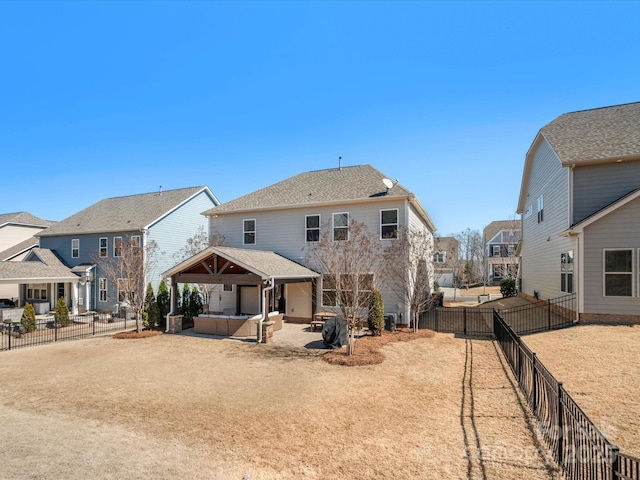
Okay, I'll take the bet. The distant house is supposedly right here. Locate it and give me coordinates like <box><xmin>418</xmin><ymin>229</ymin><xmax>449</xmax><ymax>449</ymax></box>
<box><xmin>0</xmin><ymin>212</ymin><xmax>54</xmax><ymax>300</ymax></box>
<box><xmin>483</xmin><ymin>220</ymin><xmax>520</xmax><ymax>285</ymax></box>
<box><xmin>164</xmin><ymin>165</ymin><xmax>437</xmax><ymax>327</ymax></box>
<box><xmin>0</xmin><ymin>187</ymin><xmax>219</xmax><ymax>314</ymax></box>
<box><xmin>517</xmin><ymin>102</ymin><xmax>640</xmax><ymax>323</ymax></box>
<box><xmin>433</xmin><ymin>236</ymin><xmax>459</xmax><ymax>287</ymax></box>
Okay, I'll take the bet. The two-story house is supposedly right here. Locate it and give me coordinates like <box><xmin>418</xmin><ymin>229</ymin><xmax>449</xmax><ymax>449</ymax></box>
<box><xmin>483</xmin><ymin>220</ymin><xmax>520</xmax><ymax>285</ymax></box>
<box><xmin>0</xmin><ymin>212</ymin><xmax>54</xmax><ymax>300</ymax></box>
<box><xmin>163</xmin><ymin>164</ymin><xmax>437</xmax><ymax>327</ymax></box>
<box><xmin>517</xmin><ymin>102</ymin><xmax>640</xmax><ymax>323</ymax></box>
<box><xmin>433</xmin><ymin>236</ymin><xmax>459</xmax><ymax>287</ymax></box>
<box><xmin>0</xmin><ymin>186</ymin><xmax>219</xmax><ymax>314</ymax></box>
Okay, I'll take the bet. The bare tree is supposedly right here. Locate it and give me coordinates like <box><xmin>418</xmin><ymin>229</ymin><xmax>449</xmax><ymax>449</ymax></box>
<box><xmin>456</xmin><ymin>227</ymin><xmax>483</xmax><ymax>285</ymax></box>
<box><xmin>382</xmin><ymin>225</ymin><xmax>434</xmax><ymax>333</ymax></box>
<box><xmin>95</xmin><ymin>234</ymin><xmax>159</xmax><ymax>333</ymax></box>
<box><xmin>305</xmin><ymin>219</ymin><xmax>381</xmax><ymax>355</ymax></box>
<box><xmin>173</xmin><ymin>225</ymin><xmax>225</xmax><ymax>313</ymax></box>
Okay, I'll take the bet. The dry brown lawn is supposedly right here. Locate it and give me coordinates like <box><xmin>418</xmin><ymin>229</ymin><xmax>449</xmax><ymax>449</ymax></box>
<box><xmin>0</xmin><ymin>331</ymin><xmax>561</xmax><ymax>479</ymax></box>
<box><xmin>524</xmin><ymin>324</ymin><xmax>640</xmax><ymax>457</ymax></box>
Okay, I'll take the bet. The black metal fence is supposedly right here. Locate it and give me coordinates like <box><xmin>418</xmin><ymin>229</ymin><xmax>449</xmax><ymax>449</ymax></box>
<box><xmin>494</xmin><ymin>310</ymin><xmax>640</xmax><ymax>480</ymax></box>
<box><xmin>1</xmin><ymin>312</ymin><xmax>135</xmax><ymax>351</ymax></box>
<box><xmin>419</xmin><ymin>293</ymin><xmax>576</xmax><ymax>337</ymax></box>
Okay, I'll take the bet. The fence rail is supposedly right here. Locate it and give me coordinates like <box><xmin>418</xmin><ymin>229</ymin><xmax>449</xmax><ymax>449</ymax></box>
<box><xmin>419</xmin><ymin>293</ymin><xmax>576</xmax><ymax>337</ymax></box>
<box><xmin>1</xmin><ymin>312</ymin><xmax>134</xmax><ymax>351</ymax></box>
<box><xmin>493</xmin><ymin>310</ymin><xmax>640</xmax><ymax>480</ymax></box>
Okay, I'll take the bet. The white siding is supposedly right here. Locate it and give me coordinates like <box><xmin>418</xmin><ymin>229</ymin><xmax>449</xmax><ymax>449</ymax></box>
<box><xmin>582</xmin><ymin>198</ymin><xmax>640</xmax><ymax>315</ymax></box>
<box><xmin>286</xmin><ymin>282</ymin><xmax>312</xmax><ymax>319</ymax></box>
<box><xmin>520</xmin><ymin>139</ymin><xmax>573</xmax><ymax>299</ymax></box>
<box><xmin>210</xmin><ymin>197</ymin><xmax>433</xmax><ymax>323</ymax></box>
<box><xmin>0</xmin><ymin>225</ymin><xmax>44</xmax><ymax>251</ymax></box>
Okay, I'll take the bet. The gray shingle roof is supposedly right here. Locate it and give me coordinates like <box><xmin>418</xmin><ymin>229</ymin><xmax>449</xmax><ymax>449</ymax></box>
<box><xmin>214</xmin><ymin>246</ymin><xmax>319</xmax><ymax>279</ymax></box>
<box><xmin>0</xmin><ymin>236</ymin><xmax>39</xmax><ymax>261</ymax></box>
<box><xmin>0</xmin><ymin>212</ymin><xmax>54</xmax><ymax>227</ymax></box>
<box><xmin>203</xmin><ymin>164</ymin><xmax>412</xmax><ymax>215</ymax></box>
<box><xmin>483</xmin><ymin>220</ymin><xmax>519</xmax><ymax>242</ymax></box>
<box><xmin>541</xmin><ymin>102</ymin><xmax>640</xmax><ymax>165</ymax></box>
<box><xmin>38</xmin><ymin>186</ymin><xmax>209</xmax><ymax>237</ymax></box>
<box><xmin>0</xmin><ymin>248</ymin><xmax>77</xmax><ymax>282</ymax></box>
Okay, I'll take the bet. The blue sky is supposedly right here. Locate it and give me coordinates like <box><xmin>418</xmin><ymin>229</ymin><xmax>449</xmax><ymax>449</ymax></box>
<box><xmin>1</xmin><ymin>1</ymin><xmax>638</xmax><ymax>236</ymax></box>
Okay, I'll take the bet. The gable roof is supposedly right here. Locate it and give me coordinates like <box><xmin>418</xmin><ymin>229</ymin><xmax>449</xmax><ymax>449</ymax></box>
<box><xmin>0</xmin><ymin>212</ymin><xmax>54</xmax><ymax>228</ymax></box>
<box><xmin>540</xmin><ymin>102</ymin><xmax>640</xmax><ymax>166</ymax></box>
<box><xmin>483</xmin><ymin>220</ymin><xmax>519</xmax><ymax>243</ymax></box>
<box><xmin>0</xmin><ymin>236</ymin><xmax>39</xmax><ymax>261</ymax></box>
<box><xmin>162</xmin><ymin>245</ymin><xmax>320</xmax><ymax>283</ymax></box>
<box><xmin>203</xmin><ymin>164</ymin><xmax>436</xmax><ymax>231</ymax></box>
<box><xmin>0</xmin><ymin>248</ymin><xmax>78</xmax><ymax>284</ymax></box>
<box><xmin>38</xmin><ymin>186</ymin><xmax>218</xmax><ymax>237</ymax></box>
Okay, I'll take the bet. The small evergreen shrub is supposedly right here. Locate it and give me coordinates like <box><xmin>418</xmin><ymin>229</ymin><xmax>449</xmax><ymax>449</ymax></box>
<box><xmin>55</xmin><ymin>297</ymin><xmax>70</xmax><ymax>327</ymax></box>
<box><xmin>367</xmin><ymin>288</ymin><xmax>384</xmax><ymax>336</ymax></box>
<box><xmin>21</xmin><ymin>303</ymin><xmax>37</xmax><ymax>333</ymax></box>
<box><xmin>500</xmin><ymin>278</ymin><xmax>517</xmax><ymax>297</ymax></box>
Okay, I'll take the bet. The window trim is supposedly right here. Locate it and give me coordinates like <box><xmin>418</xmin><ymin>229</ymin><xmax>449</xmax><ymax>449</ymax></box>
<box><xmin>380</xmin><ymin>208</ymin><xmax>399</xmax><ymax>240</ymax></box>
<box><xmin>305</xmin><ymin>214</ymin><xmax>320</xmax><ymax>243</ymax></box>
<box><xmin>492</xmin><ymin>245</ymin><xmax>500</xmax><ymax>257</ymax></box>
<box><xmin>243</xmin><ymin>219</ymin><xmax>256</xmax><ymax>245</ymax></box>
<box><xmin>71</xmin><ymin>238</ymin><xmax>79</xmax><ymax>259</ymax></box>
<box><xmin>434</xmin><ymin>251</ymin><xmax>446</xmax><ymax>264</ymax></box>
<box><xmin>131</xmin><ymin>235</ymin><xmax>141</xmax><ymax>256</ymax></box>
<box><xmin>99</xmin><ymin>237</ymin><xmax>108</xmax><ymax>257</ymax></box>
<box><xmin>99</xmin><ymin>278</ymin><xmax>107</xmax><ymax>302</ymax></box>
<box><xmin>332</xmin><ymin>212</ymin><xmax>349</xmax><ymax>241</ymax></box>
<box><xmin>603</xmin><ymin>248</ymin><xmax>633</xmax><ymax>297</ymax></box>
<box><xmin>114</xmin><ymin>236</ymin><xmax>123</xmax><ymax>257</ymax></box>
<box><xmin>537</xmin><ymin>195</ymin><xmax>544</xmax><ymax>223</ymax></box>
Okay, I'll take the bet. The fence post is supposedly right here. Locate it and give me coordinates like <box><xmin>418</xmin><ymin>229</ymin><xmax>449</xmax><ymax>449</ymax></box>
<box><xmin>8</xmin><ymin>326</ymin><xmax>11</xmax><ymax>350</ymax></box>
<box><xmin>532</xmin><ymin>353</ymin><xmax>538</xmax><ymax>415</ymax></box>
<box><xmin>463</xmin><ymin>308</ymin><xmax>467</xmax><ymax>336</ymax></box>
<box><xmin>557</xmin><ymin>381</ymin><xmax>563</xmax><ymax>466</ymax></box>
<box><xmin>548</xmin><ymin>299</ymin><xmax>551</xmax><ymax>330</ymax></box>
<box><xmin>54</xmin><ymin>320</ymin><xmax>58</xmax><ymax>342</ymax></box>
<box><xmin>610</xmin><ymin>445</ymin><xmax>620</xmax><ymax>480</ymax></box>
<box><xmin>435</xmin><ymin>308</ymin><xmax>439</xmax><ymax>332</ymax></box>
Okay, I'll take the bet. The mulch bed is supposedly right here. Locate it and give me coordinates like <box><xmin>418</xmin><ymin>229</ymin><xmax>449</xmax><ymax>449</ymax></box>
<box><xmin>113</xmin><ymin>330</ymin><xmax>163</xmax><ymax>339</ymax></box>
<box><xmin>323</xmin><ymin>328</ymin><xmax>436</xmax><ymax>366</ymax></box>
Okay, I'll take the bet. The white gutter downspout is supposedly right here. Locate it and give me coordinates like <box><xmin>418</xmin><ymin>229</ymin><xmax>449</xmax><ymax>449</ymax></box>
<box><xmin>257</xmin><ymin>277</ymin><xmax>275</xmax><ymax>344</ymax></box>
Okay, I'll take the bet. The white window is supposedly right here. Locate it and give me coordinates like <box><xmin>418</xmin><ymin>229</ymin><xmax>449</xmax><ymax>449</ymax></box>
<box><xmin>99</xmin><ymin>238</ymin><xmax>108</xmax><ymax>257</ymax></box>
<box><xmin>333</xmin><ymin>212</ymin><xmax>349</xmax><ymax>241</ymax></box>
<box><xmin>537</xmin><ymin>195</ymin><xmax>544</xmax><ymax>223</ymax></box>
<box><xmin>71</xmin><ymin>239</ymin><xmax>79</xmax><ymax>258</ymax></box>
<box><xmin>99</xmin><ymin>278</ymin><xmax>107</xmax><ymax>302</ymax></box>
<box><xmin>243</xmin><ymin>219</ymin><xmax>256</xmax><ymax>245</ymax></box>
<box><xmin>434</xmin><ymin>251</ymin><xmax>446</xmax><ymax>263</ymax></box>
<box><xmin>117</xmin><ymin>278</ymin><xmax>134</xmax><ymax>303</ymax></box>
<box><xmin>524</xmin><ymin>205</ymin><xmax>533</xmax><ymax>219</ymax></box>
<box><xmin>131</xmin><ymin>235</ymin><xmax>141</xmax><ymax>256</ymax></box>
<box><xmin>561</xmin><ymin>251</ymin><xmax>574</xmax><ymax>293</ymax></box>
<box><xmin>321</xmin><ymin>273</ymin><xmax>373</xmax><ymax>307</ymax></box>
<box><xmin>114</xmin><ymin>237</ymin><xmax>122</xmax><ymax>257</ymax></box>
<box><xmin>306</xmin><ymin>215</ymin><xmax>320</xmax><ymax>242</ymax></box>
<box><xmin>492</xmin><ymin>245</ymin><xmax>501</xmax><ymax>257</ymax></box>
<box><xmin>604</xmin><ymin>249</ymin><xmax>632</xmax><ymax>297</ymax></box>
<box><xmin>380</xmin><ymin>209</ymin><xmax>398</xmax><ymax>239</ymax></box>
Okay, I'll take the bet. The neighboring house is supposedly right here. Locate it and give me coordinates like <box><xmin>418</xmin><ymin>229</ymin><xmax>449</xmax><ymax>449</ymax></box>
<box><xmin>0</xmin><ymin>212</ymin><xmax>54</xmax><ymax>299</ymax></box>
<box><xmin>483</xmin><ymin>220</ymin><xmax>520</xmax><ymax>285</ymax></box>
<box><xmin>0</xmin><ymin>187</ymin><xmax>219</xmax><ymax>314</ymax></box>
<box><xmin>433</xmin><ymin>236</ymin><xmax>459</xmax><ymax>287</ymax></box>
<box><xmin>516</xmin><ymin>101</ymin><xmax>640</xmax><ymax>323</ymax></box>
<box><xmin>164</xmin><ymin>164</ymin><xmax>437</xmax><ymax>326</ymax></box>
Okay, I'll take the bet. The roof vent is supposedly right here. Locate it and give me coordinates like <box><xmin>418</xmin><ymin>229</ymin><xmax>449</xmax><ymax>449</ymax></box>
<box><xmin>159</xmin><ymin>185</ymin><xmax>163</xmax><ymax>195</ymax></box>
<box><xmin>338</xmin><ymin>156</ymin><xmax>342</xmax><ymax>170</ymax></box>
